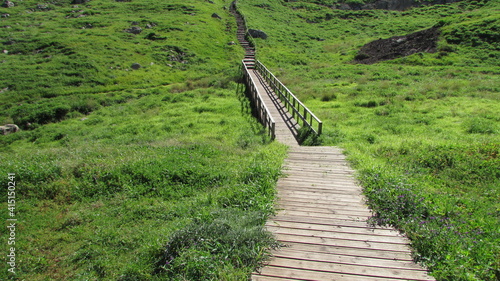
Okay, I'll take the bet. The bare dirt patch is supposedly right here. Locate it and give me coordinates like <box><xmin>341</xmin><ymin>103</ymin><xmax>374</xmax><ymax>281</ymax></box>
<box><xmin>354</xmin><ymin>27</ymin><xmax>440</xmax><ymax>64</ymax></box>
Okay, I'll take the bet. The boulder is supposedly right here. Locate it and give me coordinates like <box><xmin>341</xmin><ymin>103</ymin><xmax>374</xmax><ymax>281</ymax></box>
<box><xmin>71</xmin><ymin>0</ymin><xmax>89</xmax><ymax>4</ymax></box>
<box><xmin>248</xmin><ymin>29</ymin><xmax>268</xmax><ymax>40</ymax></box>
<box><xmin>131</xmin><ymin>63</ymin><xmax>141</xmax><ymax>70</ymax></box>
<box><xmin>2</xmin><ymin>1</ymin><xmax>14</xmax><ymax>7</ymax></box>
<box><xmin>211</xmin><ymin>13</ymin><xmax>222</xmax><ymax>19</ymax></box>
<box><xmin>125</xmin><ymin>26</ymin><xmax>142</xmax><ymax>34</ymax></box>
<box><xmin>0</xmin><ymin>124</ymin><xmax>19</xmax><ymax>135</ymax></box>
<box><xmin>36</xmin><ymin>4</ymin><xmax>51</xmax><ymax>11</ymax></box>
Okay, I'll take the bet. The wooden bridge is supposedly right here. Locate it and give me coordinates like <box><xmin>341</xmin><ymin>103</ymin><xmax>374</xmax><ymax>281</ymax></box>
<box><xmin>231</xmin><ymin>3</ymin><xmax>435</xmax><ymax>280</ymax></box>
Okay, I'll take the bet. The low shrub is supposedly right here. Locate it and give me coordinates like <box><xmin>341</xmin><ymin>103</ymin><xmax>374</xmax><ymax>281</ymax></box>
<box><xmin>154</xmin><ymin>209</ymin><xmax>279</xmax><ymax>280</ymax></box>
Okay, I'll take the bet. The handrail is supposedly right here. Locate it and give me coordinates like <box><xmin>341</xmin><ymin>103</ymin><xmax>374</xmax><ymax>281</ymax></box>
<box><xmin>255</xmin><ymin>60</ymin><xmax>322</xmax><ymax>135</ymax></box>
<box><xmin>241</xmin><ymin>61</ymin><xmax>276</xmax><ymax>140</ymax></box>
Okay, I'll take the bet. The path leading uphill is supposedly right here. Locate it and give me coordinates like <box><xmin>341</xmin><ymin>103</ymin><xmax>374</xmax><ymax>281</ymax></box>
<box><xmin>231</xmin><ymin>2</ymin><xmax>435</xmax><ymax>280</ymax></box>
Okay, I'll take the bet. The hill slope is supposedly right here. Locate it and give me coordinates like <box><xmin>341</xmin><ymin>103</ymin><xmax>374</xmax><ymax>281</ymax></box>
<box><xmin>0</xmin><ymin>0</ymin><xmax>499</xmax><ymax>280</ymax></box>
<box><xmin>0</xmin><ymin>0</ymin><xmax>288</xmax><ymax>280</ymax></box>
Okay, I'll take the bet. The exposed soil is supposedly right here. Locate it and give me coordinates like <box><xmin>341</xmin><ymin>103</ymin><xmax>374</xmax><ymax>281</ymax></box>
<box><xmin>354</xmin><ymin>26</ymin><xmax>440</xmax><ymax>64</ymax></box>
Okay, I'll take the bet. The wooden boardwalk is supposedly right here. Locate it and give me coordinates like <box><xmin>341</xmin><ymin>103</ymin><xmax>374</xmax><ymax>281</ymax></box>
<box><xmin>231</xmin><ymin>3</ymin><xmax>435</xmax><ymax>280</ymax></box>
<box><xmin>251</xmin><ymin>146</ymin><xmax>436</xmax><ymax>280</ymax></box>
<box><xmin>246</xmin><ymin>58</ymin><xmax>435</xmax><ymax>281</ymax></box>
<box><xmin>249</xmin><ymin>87</ymin><xmax>436</xmax><ymax>280</ymax></box>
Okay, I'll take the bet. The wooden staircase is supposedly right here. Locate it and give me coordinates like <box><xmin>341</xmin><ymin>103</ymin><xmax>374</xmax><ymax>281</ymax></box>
<box><xmin>231</xmin><ymin>1</ymin><xmax>256</xmax><ymax>69</ymax></box>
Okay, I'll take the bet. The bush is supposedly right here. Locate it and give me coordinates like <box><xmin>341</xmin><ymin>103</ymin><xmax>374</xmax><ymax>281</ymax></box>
<box><xmin>11</xmin><ymin>102</ymin><xmax>71</xmax><ymax>128</ymax></box>
<box><xmin>154</xmin><ymin>209</ymin><xmax>278</xmax><ymax>280</ymax></box>
<box><xmin>297</xmin><ymin>127</ymin><xmax>322</xmax><ymax>145</ymax></box>
<box><xmin>464</xmin><ymin>117</ymin><xmax>498</xmax><ymax>134</ymax></box>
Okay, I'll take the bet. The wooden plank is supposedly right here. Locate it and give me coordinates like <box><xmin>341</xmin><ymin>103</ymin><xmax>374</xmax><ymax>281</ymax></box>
<box><xmin>275</xmin><ymin>199</ymin><xmax>370</xmax><ymax>213</ymax></box>
<box><xmin>281</xmin><ymin>168</ymin><xmax>354</xmax><ymax>175</ymax></box>
<box><xmin>272</xmin><ymin>249</ymin><xmax>426</xmax><ymax>271</ymax></box>
<box><xmin>283</xmin><ymin>164</ymin><xmax>351</xmax><ymax>170</ymax></box>
<box><xmin>275</xmin><ymin>197</ymin><xmax>368</xmax><ymax>207</ymax></box>
<box><xmin>278</xmin><ymin>174</ymin><xmax>357</xmax><ymax>182</ymax></box>
<box><xmin>289</xmin><ymin>149</ymin><xmax>345</xmax><ymax>155</ymax></box>
<box><xmin>266</xmin><ymin>226</ymin><xmax>408</xmax><ymax>244</ymax></box>
<box><xmin>278</xmin><ymin>189</ymin><xmax>364</xmax><ymax>199</ymax></box>
<box><xmin>274</xmin><ymin>210</ymin><xmax>369</xmax><ymax>222</ymax></box>
<box><xmin>274</xmin><ymin>204</ymin><xmax>372</xmax><ymax>217</ymax></box>
<box><xmin>254</xmin><ymin>266</ymin><xmax>412</xmax><ymax>281</ymax></box>
<box><xmin>252</xmin><ymin>275</ymin><xmax>304</xmax><ymax>281</ymax></box>
<box><xmin>274</xmin><ymin>233</ymin><xmax>412</xmax><ymax>252</ymax></box>
<box><xmin>279</xmin><ymin>190</ymin><xmax>364</xmax><ymax>203</ymax></box>
<box><xmin>279</xmin><ymin>177</ymin><xmax>358</xmax><ymax>184</ymax></box>
<box><xmin>276</xmin><ymin>185</ymin><xmax>363</xmax><ymax>196</ymax></box>
<box><xmin>264</xmin><ymin>257</ymin><xmax>434</xmax><ymax>280</ymax></box>
<box><xmin>278</xmin><ymin>242</ymin><xmax>414</xmax><ymax>261</ymax></box>
<box><xmin>271</xmin><ymin>215</ymin><xmax>393</xmax><ymax>230</ymax></box>
<box><xmin>282</xmin><ymin>166</ymin><xmax>354</xmax><ymax>173</ymax></box>
<box><xmin>266</xmin><ymin>220</ymin><xmax>398</xmax><ymax>237</ymax></box>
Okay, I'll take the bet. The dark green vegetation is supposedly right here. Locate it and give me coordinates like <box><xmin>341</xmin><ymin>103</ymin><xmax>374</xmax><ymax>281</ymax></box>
<box><xmin>238</xmin><ymin>0</ymin><xmax>499</xmax><ymax>280</ymax></box>
<box><xmin>0</xmin><ymin>0</ymin><xmax>287</xmax><ymax>279</ymax></box>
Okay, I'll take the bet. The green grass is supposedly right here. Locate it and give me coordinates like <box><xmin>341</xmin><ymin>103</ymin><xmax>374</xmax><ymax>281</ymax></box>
<box><xmin>0</xmin><ymin>87</ymin><xmax>288</xmax><ymax>280</ymax></box>
<box><xmin>1</xmin><ymin>0</ymin><xmax>499</xmax><ymax>279</ymax></box>
<box><xmin>238</xmin><ymin>0</ymin><xmax>499</xmax><ymax>280</ymax></box>
<box><xmin>0</xmin><ymin>0</ymin><xmax>288</xmax><ymax>279</ymax></box>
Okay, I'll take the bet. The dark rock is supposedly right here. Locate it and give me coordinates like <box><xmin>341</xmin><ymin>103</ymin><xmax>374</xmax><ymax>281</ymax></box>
<box><xmin>0</xmin><ymin>124</ymin><xmax>19</xmax><ymax>135</ymax></box>
<box><xmin>131</xmin><ymin>63</ymin><xmax>141</xmax><ymax>70</ymax></box>
<box><xmin>2</xmin><ymin>1</ymin><xmax>14</xmax><ymax>7</ymax></box>
<box><xmin>227</xmin><ymin>41</ymin><xmax>236</xmax><ymax>45</ymax></box>
<box><xmin>1</xmin><ymin>13</ymin><xmax>9</xmax><ymax>17</ymax></box>
<box><xmin>125</xmin><ymin>26</ymin><xmax>142</xmax><ymax>34</ymax></box>
<box><xmin>144</xmin><ymin>32</ymin><xmax>166</xmax><ymax>41</ymax></box>
<box><xmin>71</xmin><ymin>0</ymin><xmax>89</xmax><ymax>4</ymax></box>
<box><xmin>354</xmin><ymin>27</ymin><xmax>440</xmax><ymax>64</ymax></box>
<box><xmin>36</xmin><ymin>4</ymin><xmax>51</xmax><ymax>10</ymax></box>
<box><xmin>338</xmin><ymin>0</ymin><xmax>463</xmax><ymax>11</ymax></box>
<box><xmin>211</xmin><ymin>13</ymin><xmax>222</xmax><ymax>19</ymax></box>
<box><xmin>248</xmin><ymin>29</ymin><xmax>268</xmax><ymax>40</ymax></box>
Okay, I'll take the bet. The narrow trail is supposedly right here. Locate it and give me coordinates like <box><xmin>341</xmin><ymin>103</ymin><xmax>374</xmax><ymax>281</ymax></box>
<box><xmin>231</xmin><ymin>3</ymin><xmax>435</xmax><ymax>280</ymax></box>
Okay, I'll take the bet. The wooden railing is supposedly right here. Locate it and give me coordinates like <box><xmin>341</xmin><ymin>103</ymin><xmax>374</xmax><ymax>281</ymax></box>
<box><xmin>255</xmin><ymin>60</ymin><xmax>323</xmax><ymax>135</ymax></box>
<box><xmin>241</xmin><ymin>61</ymin><xmax>276</xmax><ymax>140</ymax></box>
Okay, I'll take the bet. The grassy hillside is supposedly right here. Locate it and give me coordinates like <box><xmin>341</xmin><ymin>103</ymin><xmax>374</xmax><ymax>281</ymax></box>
<box><xmin>238</xmin><ymin>0</ymin><xmax>499</xmax><ymax>280</ymax></box>
<box><xmin>0</xmin><ymin>0</ymin><xmax>288</xmax><ymax>280</ymax></box>
<box><xmin>1</xmin><ymin>0</ymin><xmax>499</xmax><ymax>280</ymax></box>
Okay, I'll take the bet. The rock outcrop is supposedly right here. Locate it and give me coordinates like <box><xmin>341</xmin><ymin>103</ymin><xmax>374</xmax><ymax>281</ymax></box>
<box><xmin>0</xmin><ymin>124</ymin><xmax>19</xmax><ymax>135</ymax></box>
<box><xmin>354</xmin><ymin>26</ymin><xmax>440</xmax><ymax>64</ymax></box>
<box><xmin>326</xmin><ymin>0</ymin><xmax>464</xmax><ymax>11</ymax></box>
<box><xmin>248</xmin><ymin>29</ymin><xmax>268</xmax><ymax>40</ymax></box>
